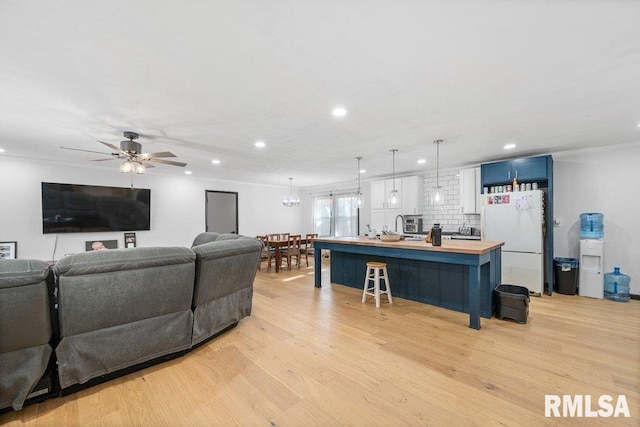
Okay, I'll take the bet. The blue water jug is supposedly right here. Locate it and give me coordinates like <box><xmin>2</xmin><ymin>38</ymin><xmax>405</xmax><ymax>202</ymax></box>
<box><xmin>580</xmin><ymin>212</ymin><xmax>604</xmax><ymax>239</ymax></box>
<box><xmin>603</xmin><ymin>267</ymin><xmax>630</xmax><ymax>302</ymax></box>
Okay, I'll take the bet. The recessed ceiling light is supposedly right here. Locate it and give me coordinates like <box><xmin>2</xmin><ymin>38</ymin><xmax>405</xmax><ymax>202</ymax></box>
<box><xmin>211</xmin><ymin>159</ymin><xmax>221</xmax><ymax>165</ymax></box>
<box><xmin>254</xmin><ymin>141</ymin><xmax>265</xmax><ymax>148</ymax></box>
<box><xmin>417</xmin><ymin>159</ymin><xmax>426</xmax><ymax>164</ymax></box>
<box><xmin>504</xmin><ymin>143</ymin><xmax>516</xmax><ymax>150</ymax></box>
<box><xmin>332</xmin><ymin>107</ymin><xmax>347</xmax><ymax>117</ymax></box>
<box><xmin>185</xmin><ymin>171</ymin><xmax>192</xmax><ymax>175</ymax></box>
<box><xmin>359</xmin><ymin>169</ymin><xmax>366</xmax><ymax>174</ymax></box>
<box><xmin>0</xmin><ymin>148</ymin><xmax>5</xmax><ymax>153</ymax></box>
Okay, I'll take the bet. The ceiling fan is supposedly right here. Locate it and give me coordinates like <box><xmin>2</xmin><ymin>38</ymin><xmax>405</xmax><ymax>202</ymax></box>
<box><xmin>61</xmin><ymin>131</ymin><xmax>187</xmax><ymax>174</ymax></box>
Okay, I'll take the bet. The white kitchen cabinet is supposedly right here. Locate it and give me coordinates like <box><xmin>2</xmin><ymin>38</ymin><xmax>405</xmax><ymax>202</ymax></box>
<box><xmin>370</xmin><ymin>176</ymin><xmax>423</xmax><ymax>232</ymax></box>
<box><xmin>459</xmin><ymin>167</ymin><xmax>481</xmax><ymax>214</ymax></box>
<box><xmin>370</xmin><ymin>208</ymin><xmax>403</xmax><ymax>233</ymax></box>
<box><xmin>401</xmin><ymin>175</ymin><xmax>423</xmax><ymax>214</ymax></box>
<box><xmin>370</xmin><ymin>178</ymin><xmax>402</xmax><ymax>209</ymax></box>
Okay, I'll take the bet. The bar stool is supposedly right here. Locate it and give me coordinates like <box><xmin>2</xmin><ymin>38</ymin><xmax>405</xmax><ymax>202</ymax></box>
<box><xmin>362</xmin><ymin>262</ymin><xmax>393</xmax><ymax>308</ymax></box>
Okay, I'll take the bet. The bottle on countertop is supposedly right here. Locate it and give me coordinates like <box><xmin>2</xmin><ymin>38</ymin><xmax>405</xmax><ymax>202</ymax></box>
<box><xmin>512</xmin><ymin>176</ymin><xmax>518</xmax><ymax>191</ymax></box>
<box><xmin>431</xmin><ymin>223</ymin><xmax>442</xmax><ymax>246</ymax></box>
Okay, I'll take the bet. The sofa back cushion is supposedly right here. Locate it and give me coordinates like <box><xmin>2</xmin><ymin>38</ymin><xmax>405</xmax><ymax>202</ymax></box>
<box><xmin>0</xmin><ymin>259</ymin><xmax>52</xmax><ymax>353</ymax></box>
<box><xmin>54</xmin><ymin>247</ymin><xmax>196</xmax><ymax>337</ymax></box>
<box><xmin>191</xmin><ymin>236</ymin><xmax>262</xmax><ymax>306</ymax></box>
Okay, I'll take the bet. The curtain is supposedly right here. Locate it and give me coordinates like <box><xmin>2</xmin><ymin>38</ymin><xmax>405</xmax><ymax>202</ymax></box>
<box><xmin>313</xmin><ymin>194</ymin><xmax>358</xmax><ymax>237</ymax></box>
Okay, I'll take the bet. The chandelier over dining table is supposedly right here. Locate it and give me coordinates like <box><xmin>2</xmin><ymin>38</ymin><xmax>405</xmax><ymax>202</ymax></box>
<box><xmin>282</xmin><ymin>177</ymin><xmax>300</xmax><ymax>207</ymax></box>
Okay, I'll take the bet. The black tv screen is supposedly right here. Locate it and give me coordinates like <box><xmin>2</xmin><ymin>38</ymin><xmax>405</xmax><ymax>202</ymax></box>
<box><xmin>42</xmin><ymin>182</ymin><xmax>151</xmax><ymax>234</ymax></box>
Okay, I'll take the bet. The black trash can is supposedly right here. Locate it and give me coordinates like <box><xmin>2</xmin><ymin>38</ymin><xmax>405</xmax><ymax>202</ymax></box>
<box><xmin>554</xmin><ymin>257</ymin><xmax>579</xmax><ymax>295</ymax></box>
<box><xmin>494</xmin><ymin>284</ymin><xmax>530</xmax><ymax>324</ymax></box>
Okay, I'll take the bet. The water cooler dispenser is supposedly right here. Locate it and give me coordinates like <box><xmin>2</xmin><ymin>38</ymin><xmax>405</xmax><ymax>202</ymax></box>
<box><xmin>578</xmin><ymin>213</ymin><xmax>604</xmax><ymax>299</ymax></box>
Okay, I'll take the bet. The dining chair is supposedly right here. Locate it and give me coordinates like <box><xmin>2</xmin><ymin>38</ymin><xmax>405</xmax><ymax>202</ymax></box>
<box><xmin>301</xmin><ymin>233</ymin><xmax>318</xmax><ymax>267</ymax></box>
<box><xmin>266</xmin><ymin>234</ymin><xmax>281</xmax><ymax>271</ymax></box>
<box><xmin>283</xmin><ymin>234</ymin><xmax>301</xmax><ymax>270</ymax></box>
<box><xmin>257</xmin><ymin>235</ymin><xmax>270</xmax><ymax>271</ymax></box>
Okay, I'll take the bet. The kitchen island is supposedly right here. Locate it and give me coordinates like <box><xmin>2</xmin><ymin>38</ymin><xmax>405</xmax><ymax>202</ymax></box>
<box><xmin>313</xmin><ymin>237</ymin><xmax>504</xmax><ymax>330</ymax></box>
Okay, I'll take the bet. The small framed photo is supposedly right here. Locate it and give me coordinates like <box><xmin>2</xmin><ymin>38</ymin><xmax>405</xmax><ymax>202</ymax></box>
<box><xmin>124</xmin><ymin>232</ymin><xmax>137</xmax><ymax>248</ymax></box>
<box><xmin>85</xmin><ymin>240</ymin><xmax>118</xmax><ymax>251</ymax></box>
<box><xmin>0</xmin><ymin>241</ymin><xmax>17</xmax><ymax>259</ymax></box>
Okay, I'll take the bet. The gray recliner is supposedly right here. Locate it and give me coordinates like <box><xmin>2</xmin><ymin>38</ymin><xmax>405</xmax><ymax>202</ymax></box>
<box><xmin>191</xmin><ymin>233</ymin><xmax>262</xmax><ymax>346</ymax></box>
<box><xmin>0</xmin><ymin>259</ymin><xmax>55</xmax><ymax>411</ymax></box>
<box><xmin>53</xmin><ymin>247</ymin><xmax>196</xmax><ymax>390</ymax></box>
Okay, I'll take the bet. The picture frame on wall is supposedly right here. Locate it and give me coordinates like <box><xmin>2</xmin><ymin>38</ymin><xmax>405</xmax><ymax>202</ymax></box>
<box><xmin>85</xmin><ymin>240</ymin><xmax>118</xmax><ymax>251</ymax></box>
<box><xmin>0</xmin><ymin>241</ymin><xmax>17</xmax><ymax>259</ymax></box>
<box><xmin>124</xmin><ymin>232</ymin><xmax>137</xmax><ymax>248</ymax></box>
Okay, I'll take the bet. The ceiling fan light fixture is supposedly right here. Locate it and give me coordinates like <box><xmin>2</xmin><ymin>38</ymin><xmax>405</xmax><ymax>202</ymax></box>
<box><xmin>135</xmin><ymin>162</ymin><xmax>146</xmax><ymax>174</ymax></box>
<box><xmin>119</xmin><ymin>160</ymin><xmax>133</xmax><ymax>174</ymax></box>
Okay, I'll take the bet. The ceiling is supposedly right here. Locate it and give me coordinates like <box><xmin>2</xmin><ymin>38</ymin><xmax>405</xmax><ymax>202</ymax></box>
<box><xmin>1</xmin><ymin>1</ymin><xmax>639</xmax><ymax>188</ymax></box>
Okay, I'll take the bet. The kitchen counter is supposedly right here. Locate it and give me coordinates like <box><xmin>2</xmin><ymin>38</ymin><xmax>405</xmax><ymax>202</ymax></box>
<box><xmin>314</xmin><ymin>236</ymin><xmax>500</xmax><ymax>254</ymax></box>
<box><xmin>313</xmin><ymin>237</ymin><xmax>504</xmax><ymax>330</ymax></box>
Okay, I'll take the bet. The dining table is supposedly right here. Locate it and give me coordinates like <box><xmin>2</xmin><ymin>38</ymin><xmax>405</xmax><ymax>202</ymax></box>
<box><xmin>266</xmin><ymin>235</ymin><xmax>310</xmax><ymax>273</ymax></box>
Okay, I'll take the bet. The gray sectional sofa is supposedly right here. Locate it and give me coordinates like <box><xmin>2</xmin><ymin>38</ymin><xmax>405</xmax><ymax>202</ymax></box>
<box><xmin>0</xmin><ymin>233</ymin><xmax>262</xmax><ymax>411</ymax></box>
<box><xmin>0</xmin><ymin>259</ymin><xmax>56</xmax><ymax>411</ymax></box>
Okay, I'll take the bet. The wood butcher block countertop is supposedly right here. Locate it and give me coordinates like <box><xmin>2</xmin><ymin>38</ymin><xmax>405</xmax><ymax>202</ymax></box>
<box><xmin>313</xmin><ymin>236</ymin><xmax>504</xmax><ymax>255</ymax></box>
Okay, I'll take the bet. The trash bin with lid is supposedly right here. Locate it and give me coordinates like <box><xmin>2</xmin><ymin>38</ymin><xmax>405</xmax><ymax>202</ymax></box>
<box><xmin>554</xmin><ymin>257</ymin><xmax>579</xmax><ymax>295</ymax></box>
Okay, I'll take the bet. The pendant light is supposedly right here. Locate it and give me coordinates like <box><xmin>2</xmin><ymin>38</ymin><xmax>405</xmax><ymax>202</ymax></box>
<box><xmin>432</xmin><ymin>140</ymin><xmax>444</xmax><ymax>207</ymax></box>
<box><xmin>355</xmin><ymin>156</ymin><xmax>363</xmax><ymax>206</ymax></box>
<box><xmin>282</xmin><ymin>177</ymin><xmax>300</xmax><ymax>207</ymax></box>
<box><xmin>388</xmin><ymin>149</ymin><xmax>400</xmax><ymax>208</ymax></box>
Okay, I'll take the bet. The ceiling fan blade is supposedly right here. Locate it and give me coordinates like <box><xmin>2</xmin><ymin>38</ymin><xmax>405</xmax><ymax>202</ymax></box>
<box><xmin>60</xmin><ymin>146</ymin><xmax>112</xmax><ymax>156</ymax></box>
<box><xmin>98</xmin><ymin>140</ymin><xmax>128</xmax><ymax>156</ymax></box>
<box><xmin>91</xmin><ymin>158</ymin><xmax>117</xmax><ymax>162</ymax></box>
<box><xmin>148</xmin><ymin>158</ymin><xmax>187</xmax><ymax>167</ymax></box>
<box><xmin>140</xmin><ymin>151</ymin><xmax>177</xmax><ymax>159</ymax></box>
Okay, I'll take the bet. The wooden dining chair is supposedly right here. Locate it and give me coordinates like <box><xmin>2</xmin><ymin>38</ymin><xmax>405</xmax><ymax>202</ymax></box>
<box><xmin>301</xmin><ymin>233</ymin><xmax>318</xmax><ymax>266</ymax></box>
<box><xmin>266</xmin><ymin>234</ymin><xmax>281</xmax><ymax>271</ymax></box>
<box><xmin>257</xmin><ymin>235</ymin><xmax>270</xmax><ymax>271</ymax></box>
<box><xmin>283</xmin><ymin>234</ymin><xmax>301</xmax><ymax>270</ymax></box>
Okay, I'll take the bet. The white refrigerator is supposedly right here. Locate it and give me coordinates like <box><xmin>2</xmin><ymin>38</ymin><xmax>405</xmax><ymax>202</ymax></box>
<box><xmin>481</xmin><ymin>190</ymin><xmax>544</xmax><ymax>295</ymax></box>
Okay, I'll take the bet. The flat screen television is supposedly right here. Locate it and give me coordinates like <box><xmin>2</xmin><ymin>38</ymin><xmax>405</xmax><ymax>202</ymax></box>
<box><xmin>42</xmin><ymin>182</ymin><xmax>151</xmax><ymax>234</ymax></box>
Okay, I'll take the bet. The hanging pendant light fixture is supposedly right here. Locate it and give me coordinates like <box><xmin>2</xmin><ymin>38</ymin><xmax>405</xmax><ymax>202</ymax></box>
<box><xmin>431</xmin><ymin>140</ymin><xmax>444</xmax><ymax>207</ymax></box>
<box><xmin>355</xmin><ymin>156</ymin><xmax>363</xmax><ymax>206</ymax></box>
<box><xmin>282</xmin><ymin>177</ymin><xmax>300</xmax><ymax>207</ymax></box>
<box><xmin>388</xmin><ymin>149</ymin><xmax>400</xmax><ymax>208</ymax></box>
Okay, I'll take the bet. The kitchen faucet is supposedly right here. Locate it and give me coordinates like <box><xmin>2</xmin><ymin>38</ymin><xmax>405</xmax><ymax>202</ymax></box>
<box><xmin>395</xmin><ymin>214</ymin><xmax>405</xmax><ymax>234</ymax></box>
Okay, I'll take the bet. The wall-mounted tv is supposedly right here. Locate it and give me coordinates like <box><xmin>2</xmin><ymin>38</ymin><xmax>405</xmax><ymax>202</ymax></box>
<box><xmin>42</xmin><ymin>182</ymin><xmax>151</xmax><ymax>234</ymax></box>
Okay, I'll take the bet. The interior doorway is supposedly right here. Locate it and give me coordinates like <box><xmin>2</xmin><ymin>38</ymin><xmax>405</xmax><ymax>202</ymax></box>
<box><xmin>205</xmin><ymin>190</ymin><xmax>238</xmax><ymax>234</ymax></box>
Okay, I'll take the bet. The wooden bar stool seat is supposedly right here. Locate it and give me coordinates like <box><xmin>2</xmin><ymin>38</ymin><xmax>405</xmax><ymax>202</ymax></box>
<box><xmin>362</xmin><ymin>261</ymin><xmax>393</xmax><ymax>308</ymax></box>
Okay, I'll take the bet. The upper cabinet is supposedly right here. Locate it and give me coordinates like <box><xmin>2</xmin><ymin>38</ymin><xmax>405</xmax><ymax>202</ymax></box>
<box><xmin>459</xmin><ymin>167</ymin><xmax>481</xmax><ymax>214</ymax></box>
<box><xmin>370</xmin><ymin>178</ymin><xmax>400</xmax><ymax>210</ymax></box>
<box><xmin>481</xmin><ymin>155</ymin><xmax>549</xmax><ymax>186</ymax></box>
<box><xmin>401</xmin><ymin>175</ymin><xmax>422</xmax><ymax>215</ymax></box>
<box><xmin>370</xmin><ymin>175</ymin><xmax>423</xmax><ymax>214</ymax></box>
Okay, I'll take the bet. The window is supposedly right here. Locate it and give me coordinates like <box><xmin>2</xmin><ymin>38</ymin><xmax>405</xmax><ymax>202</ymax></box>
<box><xmin>313</xmin><ymin>194</ymin><xmax>359</xmax><ymax>237</ymax></box>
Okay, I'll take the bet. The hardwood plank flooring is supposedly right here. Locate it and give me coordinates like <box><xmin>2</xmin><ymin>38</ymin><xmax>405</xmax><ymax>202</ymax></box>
<box><xmin>2</xmin><ymin>261</ymin><xmax>639</xmax><ymax>426</ymax></box>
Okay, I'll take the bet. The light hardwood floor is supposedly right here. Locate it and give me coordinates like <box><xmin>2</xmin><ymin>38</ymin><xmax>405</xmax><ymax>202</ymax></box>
<box><xmin>3</xmin><ymin>261</ymin><xmax>639</xmax><ymax>426</ymax></box>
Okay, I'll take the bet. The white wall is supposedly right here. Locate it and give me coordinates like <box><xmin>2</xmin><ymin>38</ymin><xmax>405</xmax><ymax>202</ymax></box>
<box><xmin>0</xmin><ymin>158</ymin><xmax>303</xmax><ymax>261</ymax></box>
<box><xmin>553</xmin><ymin>143</ymin><xmax>640</xmax><ymax>294</ymax></box>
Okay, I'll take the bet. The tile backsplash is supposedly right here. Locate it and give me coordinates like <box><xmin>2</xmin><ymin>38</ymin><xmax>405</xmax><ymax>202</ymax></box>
<box><xmin>418</xmin><ymin>168</ymin><xmax>481</xmax><ymax>233</ymax></box>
